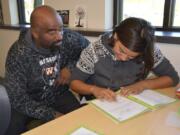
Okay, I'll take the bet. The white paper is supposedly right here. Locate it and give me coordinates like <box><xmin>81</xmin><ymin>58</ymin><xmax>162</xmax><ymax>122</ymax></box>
<box><xmin>92</xmin><ymin>95</ymin><xmax>148</xmax><ymax>122</ymax></box>
<box><xmin>165</xmin><ymin>112</ymin><xmax>180</xmax><ymax>128</ymax></box>
<box><xmin>70</xmin><ymin>127</ymin><xmax>98</xmax><ymax>135</ymax></box>
<box><xmin>132</xmin><ymin>89</ymin><xmax>176</xmax><ymax>106</ymax></box>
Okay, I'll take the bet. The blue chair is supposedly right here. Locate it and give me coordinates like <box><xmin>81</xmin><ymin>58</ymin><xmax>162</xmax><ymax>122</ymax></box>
<box><xmin>0</xmin><ymin>85</ymin><xmax>11</xmax><ymax>135</ymax></box>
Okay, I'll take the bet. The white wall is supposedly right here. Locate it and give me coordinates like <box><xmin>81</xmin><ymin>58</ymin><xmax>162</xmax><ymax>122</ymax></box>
<box><xmin>1</xmin><ymin>0</ymin><xmax>11</xmax><ymax>24</ymax></box>
<box><xmin>2</xmin><ymin>0</ymin><xmax>113</xmax><ymax>28</ymax></box>
<box><xmin>156</xmin><ymin>43</ymin><xmax>180</xmax><ymax>76</ymax></box>
<box><xmin>9</xmin><ymin>0</ymin><xmax>19</xmax><ymax>24</ymax></box>
<box><xmin>1</xmin><ymin>0</ymin><xmax>18</xmax><ymax>24</ymax></box>
<box><xmin>45</xmin><ymin>0</ymin><xmax>113</xmax><ymax>29</ymax></box>
<box><xmin>0</xmin><ymin>29</ymin><xmax>19</xmax><ymax>77</ymax></box>
<box><xmin>105</xmin><ymin>0</ymin><xmax>113</xmax><ymax>29</ymax></box>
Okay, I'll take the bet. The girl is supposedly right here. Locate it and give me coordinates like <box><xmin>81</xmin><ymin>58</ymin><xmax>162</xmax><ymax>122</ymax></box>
<box><xmin>70</xmin><ymin>17</ymin><xmax>179</xmax><ymax>101</ymax></box>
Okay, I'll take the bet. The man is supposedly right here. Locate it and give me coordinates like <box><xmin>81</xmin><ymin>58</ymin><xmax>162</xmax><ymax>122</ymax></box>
<box><xmin>4</xmin><ymin>5</ymin><xmax>89</xmax><ymax>135</ymax></box>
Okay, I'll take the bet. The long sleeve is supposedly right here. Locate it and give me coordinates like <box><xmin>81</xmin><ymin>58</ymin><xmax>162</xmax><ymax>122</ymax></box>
<box><xmin>71</xmin><ymin>42</ymin><xmax>99</xmax><ymax>82</ymax></box>
<box><xmin>5</xmin><ymin>45</ymin><xmax>56</xmax><ymax>121</ymax></box>
<box><xmin>152</xmin><ymin>45</ymin><xmax>179</xmax><ymax>86</ymax></box>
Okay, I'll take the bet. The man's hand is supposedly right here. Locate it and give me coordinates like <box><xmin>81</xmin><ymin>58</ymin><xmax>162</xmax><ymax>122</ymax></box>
<box><xmin>54</xmin><ymin>111</ymin><xmax>63</xmax><ymax>119</ymax></box>
<box><xmin>55</xmin><ymin>67</ymin><xmax>71</xmax><ymax>86</ymax></box>
<box><xmin>91</xmin><ymin>86</ymin><xmax>116</xmax><ymax>101</ymax></box>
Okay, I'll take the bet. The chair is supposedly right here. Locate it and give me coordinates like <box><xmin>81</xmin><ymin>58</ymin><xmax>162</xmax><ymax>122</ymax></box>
<box><xmin>0</xmin><ymin>85</ymin><xmax>11</xmax><ymax>135</ymax></box>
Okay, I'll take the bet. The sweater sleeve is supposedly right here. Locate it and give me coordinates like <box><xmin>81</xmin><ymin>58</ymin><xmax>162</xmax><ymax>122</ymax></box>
<box><xmin>60</xmin><ymin>29</ymin><xmax>90</xmax><ymax>72</ymax></box>
<box><xmin>5</xmin><ymin>45</ymin><xmax>56</xmax><ymax>121</ymax></box>
<box><xmin>152</xmin><ymin>45</ymin><xmax>179</xmax><ymax>86</ymax></box>
<box><xmin>70</xmin><ymin>43</ymin><xmax>97</xmax><ymax>82</ymax></box>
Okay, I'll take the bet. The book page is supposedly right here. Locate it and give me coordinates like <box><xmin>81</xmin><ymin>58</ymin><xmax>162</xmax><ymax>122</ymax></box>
<box><xmin>91</xmin><ymin>95</ymin><xmax>148</xmax><ymax>122</ymax></box>
<box><xmin>70</xmin><ymin>127</ymin><xmax>99</xmax><ymax>135</ymax></box>
<box><xmin>131</xmin><ymin>89</ymin><xmax>176</xmax><ymax>106</ymax></box>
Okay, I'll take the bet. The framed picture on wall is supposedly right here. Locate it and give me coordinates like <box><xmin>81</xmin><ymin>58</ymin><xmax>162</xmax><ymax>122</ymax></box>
<box><xmin>74</xmin><ymin>5</ymin><xmax>87</xmax><ymax>28</ymax></box>
<box><xmin>57</xmin><ymin>10</ymin><xmax>69</xmax><ymax>27</ymax></box>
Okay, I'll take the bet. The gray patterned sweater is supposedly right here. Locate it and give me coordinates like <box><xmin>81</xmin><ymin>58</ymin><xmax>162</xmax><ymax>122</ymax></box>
<box><xmin>5</xmin><ymin>28</ymin><xmax>89</xmax><ymax>121</ymax></box>
<box><xmin>71</xmin><ymin>33</ymin><xmax>179</xmax><ymax>99</ymax></box>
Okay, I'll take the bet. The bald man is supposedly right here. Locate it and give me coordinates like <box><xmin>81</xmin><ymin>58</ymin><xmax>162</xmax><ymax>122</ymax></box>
<box><xmin>5</xmin><ymin>5</ymin><xmax>89</xmax><ymax>135</ymax></box>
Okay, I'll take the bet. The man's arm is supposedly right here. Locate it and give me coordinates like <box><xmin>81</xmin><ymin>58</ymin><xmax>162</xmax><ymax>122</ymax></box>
<box><xmin>61</xmin><ymin>29</ymin><xmax>90</xmax><ymax>71</ymax></box>
<box><xmin>56</xmin><ymin>29</ymin><xmax>90</xmax><ymax>85</ymax></box>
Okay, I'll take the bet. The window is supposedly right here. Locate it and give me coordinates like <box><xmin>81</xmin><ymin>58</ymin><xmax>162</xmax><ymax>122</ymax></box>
<box><xmin>114</xmin><ymin>0</ymin><xmax>180</xmax><ymax>31</ymax></box>
<box><xmin>173</xmin><ymin>0</ymin><xmax>180</xmax><ymax>27</ymax></box>
<box><xmin>24</xmin><ymin>0</ymin><xmax>35</xmax><ymax>23</ymax></box>
<box><xmin>17</xmin><ymin>0</ymin><xmax>43</xmax><ymax>24</ymax></box>
<box><xmin>122</xmin><ymin>0</ymin><xmax>164</xmax><ymax>27</ymax></box>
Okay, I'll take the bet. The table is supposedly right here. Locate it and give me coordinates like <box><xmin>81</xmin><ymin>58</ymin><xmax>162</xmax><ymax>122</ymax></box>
<box><xmin>22</xmin><ymin>88</ymin><xmax>180</xmax><ymax>135</ymax></box>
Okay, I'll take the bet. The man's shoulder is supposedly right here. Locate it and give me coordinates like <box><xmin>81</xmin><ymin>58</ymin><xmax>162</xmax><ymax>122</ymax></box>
<box><xmin>8</xmin><ymin>38</ymin><xmax>31</xmax><ymax>59</ymax></box>
<box><xmin>62</xmin><ymin>28</ymin><xmax>89</xmax><ymax>48</ymax></box>
<box><xmin>63</xmin><ymin>28</ymin><xmax>88</xmax><ymax>40</ymax></box>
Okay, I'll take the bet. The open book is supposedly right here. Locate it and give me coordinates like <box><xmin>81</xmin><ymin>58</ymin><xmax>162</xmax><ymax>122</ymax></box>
<box><xmin>90</xmin><ymin>89</ymin><xmax>177</xmax><ymax>123</ymax></box>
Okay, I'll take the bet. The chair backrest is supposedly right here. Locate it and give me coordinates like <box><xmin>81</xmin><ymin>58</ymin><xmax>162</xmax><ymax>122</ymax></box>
<box><xmin>0</xmin><ymin>85</ymin><xmax>11</xmax><ymax>135</ymax></box>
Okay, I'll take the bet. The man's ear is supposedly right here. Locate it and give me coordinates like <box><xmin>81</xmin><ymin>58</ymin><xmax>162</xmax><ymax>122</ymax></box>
<box><xmin>31</xmin><ymin>28</ymin><xmax>39</xmax><ymax>39</ymax></box>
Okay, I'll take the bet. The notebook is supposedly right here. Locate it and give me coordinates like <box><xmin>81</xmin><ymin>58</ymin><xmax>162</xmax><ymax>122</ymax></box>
<box><xmin>90</xmin><ymin>89</ymin><xmax>177</xmax><ymax>123</ymax></box>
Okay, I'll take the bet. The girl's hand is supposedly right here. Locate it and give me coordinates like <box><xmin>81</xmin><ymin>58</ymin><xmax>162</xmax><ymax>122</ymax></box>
<box><xmin>91</xmin><ymin>86</ymin><xmax>117</xmax><ymax>101</ymax></box>
<box><xmin>120</xmin><ymin>83</ymin><xmax>145</xmax><ymax>96</ymax></box>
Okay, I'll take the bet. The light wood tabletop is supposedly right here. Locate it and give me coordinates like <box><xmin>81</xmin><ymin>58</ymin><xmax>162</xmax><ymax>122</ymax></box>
<box><xmin>22</xmin><ymin>88</ymin><xmax>180</xmax><ymax>135</ymax></box>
